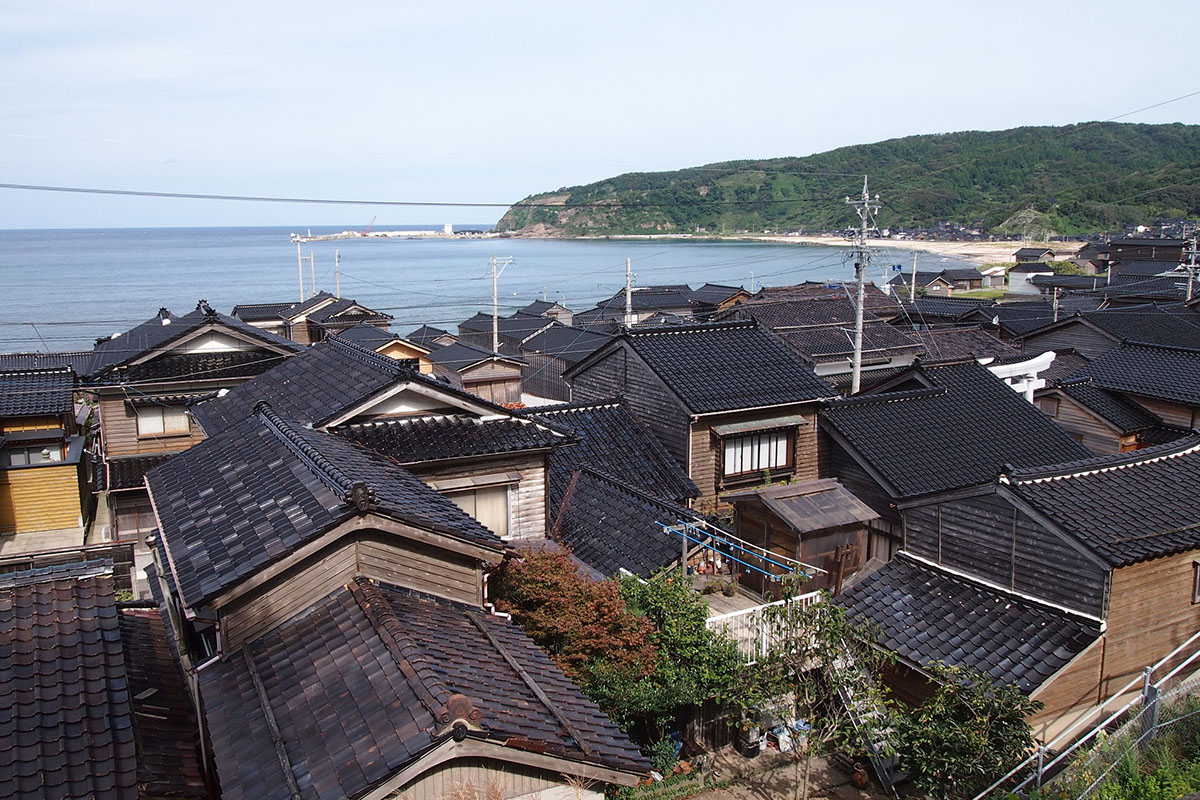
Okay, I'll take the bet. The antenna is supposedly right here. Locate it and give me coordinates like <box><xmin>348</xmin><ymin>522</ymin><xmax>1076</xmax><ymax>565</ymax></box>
<box><xmin>845</xmin><ymin>176</ymin><xmax>881</xmax><ymax>394</ymax></box>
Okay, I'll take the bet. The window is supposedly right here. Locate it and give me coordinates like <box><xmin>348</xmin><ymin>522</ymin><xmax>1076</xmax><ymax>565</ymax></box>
<box><xmin>722</xmin><ymin>430</ymin><xmax>792</xmax><ymax>479</ymax></box>
<box><xmin>1193</xmin><ymin>562</ymin><xmax>1200</xmax><ymax>605</ymax></box>
<box><xmin>136</xmin><ymin>405</ymin><xmax>189</xmax><ymax>437</ymax></box>
<box><xmin>1038</xmin><ymin>397</ymin><xmax>1059</xmax><ymax>416</ymax></box>
<box><xmin>445</xmin><ymin>484</ymin><xmax>512</xmax><ymax>538</ymax></box>
<box><xmin>2</xmin><ymin>443</ymin><xmax>63</xmax><ymax>466</ymax></box>
<box><xmin>114</xmin><ymin>498</ymin><xmax>156</xmax><ymax>541</ymax></box>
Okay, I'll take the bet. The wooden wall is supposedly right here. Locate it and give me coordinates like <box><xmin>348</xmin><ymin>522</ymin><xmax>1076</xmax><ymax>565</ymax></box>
<box><xmin>570</xmin><ymin>345</ymin><xmax>691</xmax><ymax>469</ymax></box>
<box><xmin>0</xmin><ymin>463</ymin><xmax>83</xmax><ymax>535</ymax></box>
<box><xmin>904</xmin><ymin>493</ymin><xmax>1108</xmax><ymax>617</ymax></box>
<box><xmin>1020</xmin><ymin>326</ymin><xmax>1114</xmax><ymax>360</ymax></box>
<box><xmin>519</xmin><ymin>352</ymin><xmax>570</xmax><ymax>401</ymax></box>
<box><xmin>1121</xmin><ymin>395</ymin><xmax>1198</xmax><ymax>429</ymax></box>
<box><xmin>220</xmin><ymin>530</ymin><xmax>483</xmax><ymax>649</ymax></box>
<box><xmin>1040</xmin><ymin>395</ymin><xmax>1123</xmax><ymax>454</ymax></box>
<box><xmin>823</xmin><ymin>437</ymin><xmax>897</xmax><ymax>524</ymax></box>
<box><xmin>411</xmin><ymin>454</ymin><xmax>548</xmax><ymax>541</ymax></box>
<box><xmin>390</xmin><ymin>757</ymin><xmax>602</xmax><ymax>800</ymax></box>
<box><xmin>97</xmin><ymin>393</ymin><xmax>208</xmax><ymax>457</ymax></box>
<box><xmin>734</xmin><ymin>497</ymin><xmax>863</xmax><ymax>594</ymax></box>
<box><xmin>1</xmin><ymin>415</ymin><xmax>68</xmax><ymax>434</ymax></box>
<box><xmin>690</xmin><ymin>408</ymin><xmax>818</xmax><ymax>499</ymax></box>
<box><xmin>1029</xmin><ymin>640</ymin><xmax>1105</xmax><ymax>737</ymax></box>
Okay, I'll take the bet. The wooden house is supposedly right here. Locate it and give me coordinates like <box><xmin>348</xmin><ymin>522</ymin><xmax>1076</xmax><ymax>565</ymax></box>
<box><xmin>0</xmin><ymin>367</ymin><xmax>88</xmax><ymax>552</ymax></box>
<box><xmin>887</xmin><ymin>270</ymin><xmax>955</xmax><ymax>298</ymax></box>
<box><xmin>724</xmin><ymin>479</ymin><xmax>878</xmax><ymax>596</ymax></box>
<box><xmin>84</xmin><ymin>302</ymin><xmax>303</xmax><ymax>548</ymax></box>
<box><xmin>427</xmin><ymin>341</ymin><xmax>525</xmax><ymax>405</ymax></box>
<box><xmin>1077</xmin><ymin>340</ymin><xmax>1200</xmax><ymax>429</ymax></box>
<box><xmin>1014</xmin><ymin>247</ymin><xmax>1056</xmax><ymax>263</ymax></box>
<box><xmin>1109</xmin><ymin>236</ymin><xmax>1185</xmax><ymax>263</ymax></box>
<box><xmin>517</xmin><ymin>325</ymin><xmax>612</xmax><ymax>401</ymax></box>
<box><xmin>407</xmin><ymin>324</ymin><xmax>459</xmax><ymax>348</ymax></box>
<box><xmin>1034</xmin><ymin>377</ymin><xmax>1187</xmax><ymax>454</ymax></box>
<box><xmin>751</xmin><ymin>282</ymin><xmax>901</xmax><ymax>322</ymax></box>
<box><xmin>842</xmin><ymin>437</ymin><xmax>1200</xmax><ymax>738</ymax></box>
<box><xmin>456</xmin><ymin>313</ymin><xmax>555</xmax><ymax>358</ymax></box>
<box><xmin>330</xmin><ymin>323</ymin><xmax>435</xmax><ymax>373</ymax></box>
<box><xmin>232</xmin><ymin>291</ymin><xmax>394</xmax><ymax>345</ymax></box>
<box><xmin>1020</xmin><ymin>306</ymin><xmax>1200</xmax><ymax>360</ymax></box>
<box><xmin>144</xmin><ymin>403</ymin><xmax>647</xmax><ymax>798</ymax></box>
<box><xmin>516</xmin><ymin>298</ymin><xmax>574</xmax><ymax>326</ymax></box>
<box><xmin>817</xmin><ymin>361</ymin><xmax>1091</xmax><ymax>547</ymax></box>
<box><xmin>1008</xmin><ymin>263</ymin><xmax>1056</xmax><ymax>295</ymax></box>
<box><xmin>1071</xmin><ymin>242</ymin><xmax>1109</xmax><ymax>274</ymax></box>
<box><xmin>191</xmin><ymin>335</ymin><xmax>570</xmax><ymax>542</ymax></box>
<box><xmin>565</xmin><ymin>320</ymin><xmax>838</xmax><ymax>502</ymax></box>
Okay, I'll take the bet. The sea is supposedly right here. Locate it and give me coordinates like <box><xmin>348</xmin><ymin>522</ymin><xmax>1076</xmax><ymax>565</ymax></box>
<box><xmin>0</xmin><ymin>225</ymin><xmax>978</xmax><ymax>353</ymax></box>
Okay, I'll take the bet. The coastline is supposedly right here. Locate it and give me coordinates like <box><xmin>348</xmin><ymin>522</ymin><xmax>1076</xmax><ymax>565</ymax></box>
<box><xmin>515</xmin><ymin>231</ymin><xmax>1029</xmax><ymax>266</ymax></box>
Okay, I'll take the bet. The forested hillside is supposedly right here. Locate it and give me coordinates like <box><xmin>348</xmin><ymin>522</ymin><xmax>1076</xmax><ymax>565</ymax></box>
<box><xmin>495</xmin><ymin>123</ymin><xmax>1200</xmax><ymax>236</ymax></box>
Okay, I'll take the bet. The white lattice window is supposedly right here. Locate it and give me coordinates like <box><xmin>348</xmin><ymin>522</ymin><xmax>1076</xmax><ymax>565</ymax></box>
<box><xmin>722</xmin><ymin>430</ymin><xmax>792</xmax><ymax>478</ymax></box>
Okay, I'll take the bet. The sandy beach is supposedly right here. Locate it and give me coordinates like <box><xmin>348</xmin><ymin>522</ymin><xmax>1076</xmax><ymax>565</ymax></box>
<box><xmin>747</xmin><ymin>235</ymin><xmax>1030</xmax><ymax>265</ymax></box>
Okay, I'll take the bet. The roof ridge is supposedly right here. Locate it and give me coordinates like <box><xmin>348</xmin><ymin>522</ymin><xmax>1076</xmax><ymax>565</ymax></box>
<box><xmin>326</xmin><ymin>334</ymin><xmax>415</xmax><ymax>374</ymax></box>
<box><xmin>1005</xmin><ymin>436</ymin><xmax>1200</xmax><ymax>485</ymax></box>
<box><xmin>254</xmin><ymin>402</ymin><xmax>377</xmax><ymax>512</ymax></box>
<box><xmin>824</xmin><ymin>385</ymin><xmax>948</xmax><ymax>407</ymax></box>
<box><xmin>348</xmin><ymin>577</ymin><xmax>451</xmax><ymax>722</ymax></box>
<box><xmin>239</xmin><ymin>646</ymin><xmax>304</xmax><ymax>800</ymax></box>
<box><xmin>627</xmin><ymin>319</ymin><xmax>756</xmax><ymax>336</ymax></box>
<box><xmin>1119</xmin><ymin>339</ymin><xmax>1200</xmax><ymax>354</ymax></box>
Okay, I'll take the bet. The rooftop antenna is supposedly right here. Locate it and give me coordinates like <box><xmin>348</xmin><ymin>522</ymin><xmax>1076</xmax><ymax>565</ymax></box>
<box><xmin>845</xmin><ymin>176</ymin><xmax>881</xmax><ymax>394</ymax></box>
<box><xmin>491</xmin><ymin>255</ymin><xmax>514</xmax><ymax>353</ymax></box>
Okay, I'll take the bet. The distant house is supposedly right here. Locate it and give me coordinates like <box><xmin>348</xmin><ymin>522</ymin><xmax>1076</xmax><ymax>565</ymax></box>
<box><xmin>566</xmin><ymin>320</ymin><xmax>838</xmax><ymax>501</ymax></box>
<box><xmin>330</xmin><ymin>323</ymin><xmax>434</xmax><ymax>373</ymax></box>
<box><xmin>573</xmin><ymin>283</ymin><xmax>749</xmax><ymax>328</ymax></box>
<box><xmin>842</xmin><ymin>438</ymin><xmax>1200</xmax><ymax>737</ymax></box>
<box><xmin>457</xmin><ymin>312</ymin><xmax>555</xmax><ymax>357</ymax></box>
<box><xmin>1109</xmin><ymin>236</ymin><xmax>1185</xmax><ymax>264</ymax></box>
<box><xmin>1008</xmin><ymin>262</ymin><xmax>1056</xmax><ymax>295</ymax></box>
<box><xmin>907</xmin><ymin>325</ymin><xmax>1021</xmax><ymax>364</ymax></box>
<box><xmin>406</xmin><ymin>324</ymin><xmax>458</xmax><ymax>348</ymax></box>
<box><xmin>1078</xmin><ymin>340</ymin><xmax>1200</xmax><ymax>429</ymax></box>
<box><xmin>1018</xmin><ymin>305</ymin><xmax>1200</xmax><ymax>360</ymax></box>
<box><xmin>1014</xmin><ymin>247</ymin><xmax>1056</xmax><ymax>263</ymax></box>
<box><xmin>232</xmin><ymin>291</ymin><xmax>394</xmax><ymax>345</ymax></box>
<box><xmin>517</xmin><ymin>298</ymin><xmax>574</xmax><ymax>326</ymax></box>
<box><xmin>517</xmin><ymin>324</ymin><xmax>612</xmax><ymax>402</ymax></box>
<box><xmin>1035</xmin><ymin>377</ymin><xmax>1187</xmax><ymax>454</ymax></box>
<box><xmin>1072</xmin><ymin>241</ymin><xmax>1110</xmax><ymax>274</ymax></box>
<box><xmin>888</xmin><ymin>270</ymin><xmax>954</xmax><ymax>297</ymax></box>
<box><xmin>752</xmin><ymin>281</ymin><xmax>901</xmax><ymax>321</ymax></box>
<box><xmin>426</xmin><ymin>341</ymin><xmax>525</xmax><ymax>405</ymax></box>
<box><xmin>0</xmin><ymin>367</ymin><xmax>87</xmax><ymax>552</ymax></box>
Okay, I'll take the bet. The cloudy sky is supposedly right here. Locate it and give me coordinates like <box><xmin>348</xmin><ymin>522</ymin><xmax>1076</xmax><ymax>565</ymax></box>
<box><xmin>3</xmin><ymin>1</ymin><xmax>1198</xmax><ymax>229</ymax></box>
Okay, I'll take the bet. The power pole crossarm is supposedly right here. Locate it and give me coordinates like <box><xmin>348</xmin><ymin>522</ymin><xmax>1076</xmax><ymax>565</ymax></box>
<box><xmin>845</xmin><ymin>176</ymin><xmax>881</xmax><ymax>395</ymax></box>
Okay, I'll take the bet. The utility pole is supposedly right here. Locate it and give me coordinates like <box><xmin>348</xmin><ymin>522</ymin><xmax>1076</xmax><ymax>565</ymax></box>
<box><xmin>624</xmin><ymin>257</ymin><xmax>635</xmax><ymax>328</ymax></box>
<box><xmin>334</xmin><ymin>249</ymin><xmax>341</xmax><ymax>298</ymax></box>
<box><xmin>491</xmin><ymin>255</ymin><xmax>513</xmax><ymax>353</ymax></box>
<box><xmin>910</xmin><ymin>250</ymin><xmax>918</xmax><ymax>303</ymax></box>
<box><xmin>1186</xmin><ymin>236</ymin><xmax>1199</xmax><ymax>303</ymax></box>
<box><xmin>1052</xmin><ymin>287</ymin><xmax>1061</xmax><ymax>322</ymax></box>
<box><xmin>309</xmin><ymin>251</ymin><xmax>316</xmax><ymax>298</ymax></box>
<box><xmin>845</xmin><ymin>176</ymin><xmax>881</xmax><ymax>395</ymax></box>
<box><xmin>297</xmin><ymin>242</ymin><xmax>304</xmax><ymax>302</ymax></box>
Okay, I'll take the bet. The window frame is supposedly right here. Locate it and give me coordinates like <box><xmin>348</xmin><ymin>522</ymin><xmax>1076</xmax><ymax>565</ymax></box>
<box><xmin>443</xmin><ymin>482</ymin><xmax>514</xmax><ymax>539</ymax></box>
<box><xmin>1192</xmin><ymin>561</ymin><xmax>1200</xmax><ymax>605</ymax></box>
<box><xmin>135</xmin><ymin>404</ymin><xmax>191</xmax><ymax>438</ymax></box>
<box><xmin>720</xmin><ymin>428</ymin><xmax>795</xmax><ymax>482</ymax></box>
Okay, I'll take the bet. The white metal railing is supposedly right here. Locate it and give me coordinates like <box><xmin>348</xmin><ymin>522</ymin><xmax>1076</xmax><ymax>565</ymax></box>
<box><xmin>706</xmin><ymin>591</ymin><xmax>823</xmax><ymax>664</ymax></box>
<box><xmin>971</xmin><ymin>627</ymin><xmax>1200</xmax><ymax>800</ymax></box>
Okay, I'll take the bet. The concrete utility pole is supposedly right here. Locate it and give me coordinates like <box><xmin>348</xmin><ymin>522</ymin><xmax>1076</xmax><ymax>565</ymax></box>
<box><xmin>491</xmin><ymin>255</ymin><xmax>513</xmax><ymax>353</ymax></box>
<box><xmin>1186</xmin><ymin>236</ymin><xmax>1199</xmax><ymax>303</ymax></box>
<box><xmin>297</xmin><ymin>242</ymin><xmax>304</xmax><ymax>302</ymax></box>
<box><xmin>910</xmin><ymin>250</ymin><xmax>918</xmax><ymax>303</ymax></box>
<box><xmin>624</xmin><ymin>257</ymin><xmax>635</xmax><ymax>328</ymax></box>
<box><xmin>845</xmin><ymin>176</ymin><xmax>881</xmax><ymax>395</ymax></box>
<box><xmin>334</xmin><ymin>249</ymin><xmax>341</xmax><ymax>298</ymax></box>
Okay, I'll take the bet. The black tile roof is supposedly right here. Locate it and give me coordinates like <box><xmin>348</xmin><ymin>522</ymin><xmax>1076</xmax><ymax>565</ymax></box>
<box><xmin>839</xmin><ymin>552</ymin><xmax>1101</xmax><ymax>693</ymax></box>
<box><xmin>86</xmin><ymin>302</ymin><xmax>303</xmax><ymax>379</ymax></box>
<box><xmin>1056</xmin><ymin>378</ymin><xmax>1160</xmax><ymax>433</ymax></box>
<box><xmin>519</xmin><ymin>299</ymin><xmax>569</xmax><ymax>316</ymax></box>
<box><xmin>1083</xmin><ymin>274</ymin><xmax>1190</xmax><ymax>302</ymax></box>
<box><xmin>1030</xmin><ymin>274</ymin><xmax>1107</xmax><ymax>291</ymax></box>
<box><xmin>95</xmin><ymin>349</ymin><xmax>293</xmax><ymax>385</ymax></box>
<box><xmin>750</xmin><ymin>282</ymin><xmax>900</xmax><ymax>317</ymax></box>
<box><xmin>1014</xmin><ymin>247</ymin><xmax>1055</xmax><ymax>259</ymax></box>
<box><xmin>200</xmin><ymin>578</ymin><xmax>646</xmax><ymax>799</ymax></box>
<box><xmin>428</xmin><ymin>341</ymin><xmax>525</xmax><ymax>371</ymax></box>
<box><xmin>552</xmin><ymin>467</ymin><xmax>703</xmax><ymax>578</ymax></box>
<box><xmin>529</xmin><ymin>401</ymin><xmax>698</xmax><ymax>504</ymax></box>
<box><xmin>336</xmin><ymin>413</ymin><xmax>569</xmax><ymax>465</ymax></box>
<box><xmin>775</xmin><ymin>322</ymin><xmax>921</xmax><ymax>365</ymax></box>
<box><xmin>189</xmin><ymin>336</ymin><xmax>419</xmax><ymax>434</ymax></box>
<box><xmin>459</xmin><ymin>312</ymin><xmax>555</xmax><ymax>341</ymax></box>
<box><xmin>689</xmin><ymin>283</ymin><xmax>747</xmax><ymax>307</ymax></box>
<box><xmin>906</xmin><ymin>296</ymin><xmax>995</xmax><ymax>321</ymax></box>
<box><xmin>1112</xmin><ymin>260</ymin><xmax>1182</xmax><ymax>277</ymax></box>
<box><xmin>306</xmin><ymin>296</ymin><xmax>393</xmax><ymax>325</ymax></box>
<box><xmin>118</xmin><ymin>607</ymin><xmax>206</xmax><ymax>799</ymax></box>
<box><xmin>909</xmin><ymin>326</ymin><xmax>1020</xmax><ymax>364</ymax></box>
<box><xmin>0</xmin><ymin>366</ymin><xmax>74</xmax><ymax>417</ymax></box>
<box><xmin>1005</xmin><ymin>437</ymin><xmax>1200</xmax><ymax>567</ymax></box>
<box><xmin>232</xmin><ymin>292</ymin><xmax>337</xmax><ymax>322</ymax></box>
<box><xmin>0</xmin><ymin>351</ymin><xmax>92</xmax><ymax>374</ymax></box>
<box><xmin>0</xmin><ymin>562</ymin><xmax>139</xmax><ymax>799</ymax></box>
<box><xmin>1038</xmin><ymin>348</ymin><xmax>1091</xmax><ymax>384</ymax></box>
<box><xmin>406</xmin><ymin>325</ymin><xmax>454</xmax><ymax>347</ymax></box>
<box><xmin>102</xmin><ymin>454</ymin><xmax>174</xmax><ymax>492</ymax></box>
<box><xmin>149</xmin><ymin>403</ymin><xmax>502</xmax><ymax>609</ymax></box>
<box><xmin>1081</xmin><ymin>341</ymin><xmax>1200</xmax><ymax>406</ymax></box>
<box><xmin>613</xmin><ymin>320</ymin><xmax>837</xmax><ymax>414</ymax></box>
<box><xmin>820</xmin><ymin>362</ymin><xmax>1090</xmax><ymax>499</ymax></box>
<box><xmin>329</xmin><ymin>323</ymin><xmax>399</xmax><ymax>350</ymax></box>
<box><xmin>520</xmin><ymin>325</ymin><xmax>613</xmax><ymax>364</ymax></box>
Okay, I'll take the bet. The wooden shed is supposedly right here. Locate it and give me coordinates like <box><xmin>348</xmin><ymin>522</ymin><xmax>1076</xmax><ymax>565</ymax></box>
<box><xmin>724</xmin><ymin>479</ymin><xmax>878</xmax><ymax>596</ymax></box>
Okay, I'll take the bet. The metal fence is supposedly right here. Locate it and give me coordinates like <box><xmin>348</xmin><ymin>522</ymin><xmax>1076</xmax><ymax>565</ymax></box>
<box><xmin>706</xmin><ymin>591</ymin><xmax>823</xmax><ymax>664</ymax></box>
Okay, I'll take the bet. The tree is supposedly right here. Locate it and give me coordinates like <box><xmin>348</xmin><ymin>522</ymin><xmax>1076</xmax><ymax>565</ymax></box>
<box><xmin>897</xmin><ymin>662</ymin><xmax>1042</xmax><ymax>800</ymax></box>
<box><xmin>731</xmin><ymin>577</ymin><xmax>894</xmax><ymax>800</ymax></box>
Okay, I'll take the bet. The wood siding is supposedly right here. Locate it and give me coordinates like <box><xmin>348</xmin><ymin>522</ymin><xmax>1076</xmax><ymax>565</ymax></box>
<box><xmin>1122</xmin><ymin>395</ymin><xmax>1198</xmax><ymax>429</ymax></box>
<box><xmin>1</xmin><ymin>415</ymin><xmax>69</xmax><ymax>434</ymax></box>
<box><xmin>97</xmin><ymin>393</ymin><xmax>208</xmax><ymax>457</ymax></box>
<box><xmin>824</xmin><ymin>438</ymin><xmax>897</xmax><ymax>524</ymax></box>
<box><xmin>903</xmin><ymin>493</ymin><xmax>1107</xmax><ymax>618</ymax></box>
<box><xmin>221</xmin><ymin>530</ymin><xmax>483</xmax><ymax>649</ymax></box>
<box><xmin>389</xmin><ymin>757</ymin><xmax>573</xmax><ymax>800</ymax></box>
<box><xmin>519</xmin><ymin>352</ymin><xmax>570</xmax><ymax>401</ymax></box>
<box><xmin>1021</xmin><ymin>326</ymin><xmax>1114</xmax><ymax>360</ymax></box>
<box><xmin>690</xmin><ymin>407</ymin><xmax>818</xmax><ymax>500</ymax></box>
<box><xmin>734</xmin><ymin>498</ymin><xmax>863</xmax><ymax>594</ymax></box>
<box><xmin>1041</xmin><ymin>394</ymin><xmax>1123</xmax><ymax>454</ymax></box>
<box><xmin>411</xmin><ymin>454</ymin><xmax>548</xmax><ymax>541</ymax></box>
<box><xmin>0</xmin><ymin>463</ymin><xmax>83</xmax><ymax>534</ymax></box>
<box><xmin>1030</xmin><ymin>640</ymin><xmax>1105</xmax><ymax>736</ymax></box>
<box><xmin>570</xmin><ymin>345</ymin><xmax>691</xmax><ymax>468</ymax></box>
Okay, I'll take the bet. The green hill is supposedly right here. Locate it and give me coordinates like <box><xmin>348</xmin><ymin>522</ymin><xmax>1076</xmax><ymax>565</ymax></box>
<box><xmin>495</xmin><ymin>122</ymin><xmax>1200</xmax><ymax>236</ymax></box>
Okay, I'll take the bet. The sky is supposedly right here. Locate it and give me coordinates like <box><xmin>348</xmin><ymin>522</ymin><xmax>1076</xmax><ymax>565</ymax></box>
<box><xmin>3</xmin><ymin>1</ymin><xmax>1199</xmax><ymax>229</ymax></box>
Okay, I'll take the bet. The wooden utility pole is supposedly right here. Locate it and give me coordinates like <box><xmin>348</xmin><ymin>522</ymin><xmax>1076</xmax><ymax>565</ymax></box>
<box><xmin>845</xmin><ymin>177</ymin><xmax>881</xmax><ymax>395</ymax></box>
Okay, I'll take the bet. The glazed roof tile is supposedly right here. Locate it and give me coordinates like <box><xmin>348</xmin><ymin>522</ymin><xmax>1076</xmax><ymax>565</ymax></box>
<box><xmin>86</xmin><ymin>303</ymin><xmax>303</xmax><ymax>379</ymax></box>
<box><xmin>908</xmin><ymin>326</ymin><xmax>1020</xmax><ymax>364</ymax></box>
<box><xmin>95</xmin><ymin>349</ymin><xmax>292</xmax><ymax>385</ymax></box>
<box><xmin>551</xmin><ymin>467</ymin><xmax>702</xmax><ymax>579</ymax></box>
<box><xmin>0</xmin><ymin>351</ymin><xmax>92</xmax><ymax>373</ymax></box>
<box><xmin>0</xmin><ymin>562</ymin><xmax>139</xmax><ymax>800</ymax></box>
<box><xmin>117</xmin><ymin>607</ymin><xmax>205</xmax><ymax>798</ymax></box>
<box><xmin>428</xmin><ymin>341</ymin><xmax>525</xmax><ymax>371</ymax></box>
<box><xmin>406</xmin><ymin>325</ymin><xmax>455</xmax><ymax>347</ymax></box>
<box><xmin>336</xmin><ymin>413</ymin><xmax>569</xmax><ymax>465</ymax></box>
<box><xmin>1056</xmin><ymin>378</ymin><xmax>1160</xmax><ymax>433</ymax></box>
<box><xmin>149</xmin><ymin>404</ymin><xmax>501</xmax><ymax>609</ymax></box>
<box><xmin>102</xmin><ymin>453</ymin><xmax>175</xmax><ymax>492</ymax></box>
<box><xmin>1081</xmin><ymin>341</ymin><xmax>1200</xmax><ymax>406</ymax></box>
<box><xmin>520</xmin><ymin>325</ymin><xmax>613</xmax><ymax>364</ymax></box>
<box><xmin>0</xmin><ymin>366</ymin><xmax>74</xmax><ymax>417</ymax></box>
<box><xmin>820</xmin><ymin>362</ymin><xmax>1090</xmax><ymax>498</ymax></box>
<box><xmin>1023</xmin><ymin>306</ymin><xmax>1200</xmax><ymax>349</ymax></box>
<box><xmin>839</xmin><ymin>552</ymin><xmax>1101</xmax><ymax>693</ymax></box>
<box><xmin>615</xmin><ymin>320</ymin><xmax>837</xmax><ymax>414</ymax></box>
<box><xmin>528</xmin><ymin>401</ymin><xmax>698</xmax><ymax>504</ymax></box>
<box><xmin>200</xmin><ymin>578</ymin><xmax>646</xmax><ymax>800</ymax></box>
<box><xmin>459</xmin><ymin>313</ymin><xmax>555</xmax><ymax>341</ymax></box>
<box><xmin>329</xmin><ymin>323</ymin><xmax>400</xmax><ymax>350</ymax></box>
<box><xmin>1005</xmin><ymin>437</ymin><xmax>1200</xmax><ymax>566</ymax></box>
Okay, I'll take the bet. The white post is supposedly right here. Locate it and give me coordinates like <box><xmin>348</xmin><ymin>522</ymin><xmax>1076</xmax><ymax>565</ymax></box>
<box><xmin>335</xmin><ymin>249</ymin><xmax>341</xmax><ymax>298</ymax></box>
<box><xmin>624</xmin><ymin>257</ymin><xmax>634</xmax><ymax>328</ymax></box>
<box><xmin>492</xmin><ymin>254</ymin><xmax>499</xmax><ymax>353</ymax></box>
<box><xmin>297</xmin><ymin>242</ymin><xmax>304</xmax><ymax>302</ymax></box>
<box><xmin>910</xmin><ymin>250</ymin><xmax>918</xmax><ymax>302</ymax></box>
<box><xmin>309</xmin><ymin>251</ymin><xmax>316</xmax><ymax>298</ymax></box>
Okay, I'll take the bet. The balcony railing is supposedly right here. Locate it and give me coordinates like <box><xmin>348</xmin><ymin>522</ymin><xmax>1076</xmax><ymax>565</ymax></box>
<box><xmin>706</xmin><ymin>591</ymin><xmax>823</xmax><ymax>664</ymax></box>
